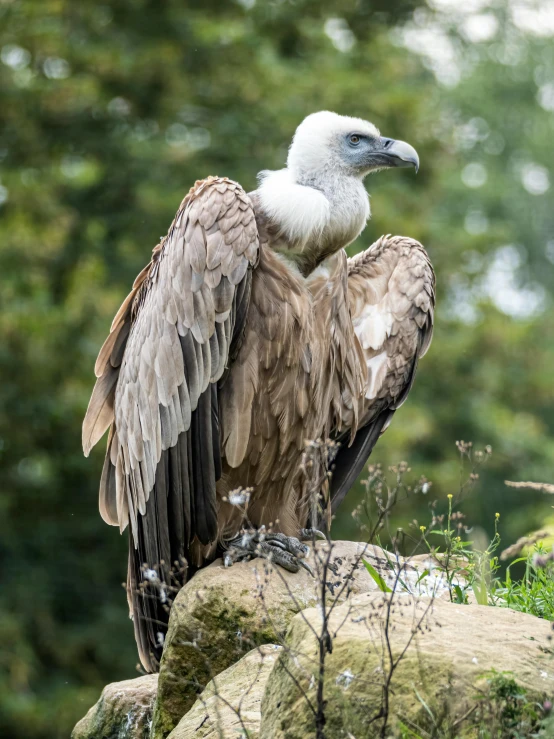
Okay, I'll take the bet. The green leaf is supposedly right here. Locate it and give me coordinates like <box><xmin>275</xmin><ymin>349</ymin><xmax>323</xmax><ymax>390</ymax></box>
<box><xmin>415</xmin><ymin>569</ymin><xmax>430</xmax><ymax>585</ymax></box>
<box><xmin>363</xmin><ymin>560</ymin><xmax>392</xmax><ymax>593</ymax></box>
<box><xmin>453</xmin><ymin>584</ymin><xmax>465</xmax><ymax>603</ymax></box>
<box><xmin>472</xmin><ymin>580</ymin><xmax>488</xmax><ymax>606</ymax></box>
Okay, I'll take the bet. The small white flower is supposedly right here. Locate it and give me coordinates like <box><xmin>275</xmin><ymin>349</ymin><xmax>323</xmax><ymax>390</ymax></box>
<box><xmin>143</xmin><ymin>568</ymin><xmax>158</xmax><ymax>581</ymax></box>
<box><xmin>228</xmin><ymin>489</ymin><xmax>251</xmax><ymax>506</ymax></box>
<box><xmin>472</xmin><ymin>657</ymin><xmax>479</xmax><ymax>665</ymax></box>
<box><xmin>541</xmin><ymin>670</ymin><xmax>548</xmax><ymax>678</ymax></box>
<box><xmin>156</xmin><ymin>632</ymin><xmax>165</xmax><ymax>646</ymax></box>
<box><xmin>421</xmin><ymin>482</ymin><xmax>429</xmax><ymax>494</ymax></box>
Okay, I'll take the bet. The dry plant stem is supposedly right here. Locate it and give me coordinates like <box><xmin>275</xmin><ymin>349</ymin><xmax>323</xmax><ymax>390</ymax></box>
<box><xmin>500</xmin><ymin>531</ymin><xmax>548</xmax><ymax>560</ymax></box>
<box><xmin>315</xmin><ymin>534</ymin><xmax>331</xmax><ymax>739</ymax></box>
<box><xmin>505</xmin><ymin>480</ymin><xmax>554</xmax><ymax>494</ymax></box>
<box><xmin>377</xmin><ymin>571</ymin><xmax>435</xmax><ymax>737</ymax></box>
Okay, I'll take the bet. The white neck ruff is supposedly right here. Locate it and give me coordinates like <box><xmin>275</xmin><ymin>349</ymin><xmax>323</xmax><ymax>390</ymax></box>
<box><xmin>257</xmin><ymin>168</ymin><xmax>370</xmax><ymax>249</ymax></box>
<box><xmin>257</xmin><ymin>169</ymin><xmax>330</xmax><ymax>243</ymax></box>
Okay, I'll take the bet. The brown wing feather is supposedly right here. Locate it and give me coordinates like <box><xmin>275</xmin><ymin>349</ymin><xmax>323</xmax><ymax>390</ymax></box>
<box><xmin>82</xmin><ymin>177</ymin><xmax>259</xmax><ymax>671</ymax></box>
<box><xmin>308</xmin><ymin>250</ymin><xmax>366</xmax><ymax>441</ymax></box>
<box><xmin>327</xmin><ymin>235</ymin><xmax>435</xmax><ymax>516</ymax></box>
<box><xmin>216</xmin><ymin>228</ymin><xmax>319</xmax><ymax>540</ymax></box>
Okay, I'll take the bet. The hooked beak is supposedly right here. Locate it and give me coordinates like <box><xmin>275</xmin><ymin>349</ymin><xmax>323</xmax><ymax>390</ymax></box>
<box><xmin>375</xmin><ymin>138</ymin><xmax>420</xmax><ymax>173</ymax></box>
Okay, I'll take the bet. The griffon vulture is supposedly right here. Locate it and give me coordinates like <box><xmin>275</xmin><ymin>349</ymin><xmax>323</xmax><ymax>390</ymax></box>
<box><xmin>83</xmin><ymin>111</ymin><xmax>435</xmax><ymax>671</ymax></box>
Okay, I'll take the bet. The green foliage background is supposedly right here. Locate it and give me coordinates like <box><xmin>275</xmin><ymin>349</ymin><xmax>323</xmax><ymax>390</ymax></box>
<box><xmin>1</xmin><ymin>1</ymin><xmax>553</xmax><ymax>736</ymax></box>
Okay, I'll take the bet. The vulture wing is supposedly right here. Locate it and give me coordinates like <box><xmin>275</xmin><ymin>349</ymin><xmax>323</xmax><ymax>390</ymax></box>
<box><xmin>82</xmin><ymin>177</ymin><xmax>259</xmax><ymax>671</ymax></box>
<box><xmin>327</xmin><ymin>235</ymin><xmax>435</xmax><ymax>518</ymax></box>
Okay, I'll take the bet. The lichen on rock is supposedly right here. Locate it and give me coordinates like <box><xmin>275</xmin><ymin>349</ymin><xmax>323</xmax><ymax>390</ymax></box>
<box><xmin>167</xmin><ymin>644</ymin><xmax>282</xmax><ymax>738</ymax></box>
<box><xmin>260</xmin><ymin>592</ymin><xmax>554</xmax><ymax>738</ymax></box>
<box><xmin>71</xmin><ymin>673</ymin><xmax>158</xmax><ymax>739</ymax></box>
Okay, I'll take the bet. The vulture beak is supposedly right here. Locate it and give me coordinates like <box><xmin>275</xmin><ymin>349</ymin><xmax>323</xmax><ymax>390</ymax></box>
<box><xmin>378</xmin><ymin>138</ymin><xmax>420</xmax><ymax>173</ymax></box>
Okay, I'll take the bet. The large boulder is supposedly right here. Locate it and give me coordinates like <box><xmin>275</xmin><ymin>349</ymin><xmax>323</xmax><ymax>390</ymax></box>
<box><xmin>71</xmin><ymin>674</ymin><xmax>158</xmax><ymax>739</ymax></box>
<box><xmin>71</xmin><ymin>540</ymin><xmax>469</xmax><ymax>739</ymax></box>
<box><xmin>260</xmin><ymin>592</ymin><xmax>554</xmax><ymax>738</ymax></box>
<box><xmin>167</xmin><ymin>644</ymin><xmax>282</xmax><ymax>738</ymax></box>
<box><xmin>151</xmin><ymin>540</ymin><xmax>402</xmax><ymax>737</ymax></box>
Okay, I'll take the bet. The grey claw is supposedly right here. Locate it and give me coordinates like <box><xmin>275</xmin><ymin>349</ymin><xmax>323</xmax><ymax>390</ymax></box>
<box><xmin>299</xmin><ymin>528</ymin><xmax>327</xmax><ymax>542</ymax></box>
<box><xmin>298</xmin><ymin>558</ymin><xmax>314</xmax><ymax>577</ymax></box>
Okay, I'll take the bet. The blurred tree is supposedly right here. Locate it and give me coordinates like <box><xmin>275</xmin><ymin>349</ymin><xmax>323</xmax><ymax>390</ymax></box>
<box><xmin>0</xmin><ymin>1</ymin><xmax>552</xmax><ymax>737</ymax></box>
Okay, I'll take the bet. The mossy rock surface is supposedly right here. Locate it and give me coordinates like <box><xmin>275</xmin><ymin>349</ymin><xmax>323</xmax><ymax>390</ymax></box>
<box><xmin>151</xmin><ymin>541</ymin><xmax>392</xmax><ymax>737</ymax></box>
<box><xmin>168</xmin><ymin>644</ymin><xmax>282</xmax><ymax>738</ymax></box>
<box><xmin>260</xmin><ymin>593</ymin><xmax>554</xmax><ymax>738</ymax></box>
<box><xmin>71</xmin><ymin>674</ymin><xmax>157</xmax><ymax>739</ymax></box>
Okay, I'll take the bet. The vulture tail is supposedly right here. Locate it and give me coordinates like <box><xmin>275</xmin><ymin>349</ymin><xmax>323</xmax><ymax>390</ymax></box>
<box><xmin>126</xmin><ymin>442</ymin><xmax>192</xmax><ymax>674</ymax></box>
<box><xmin>127</xmin><ymin>533</ymin><xmax>166</xmax><ymax>673</ymax></box>
<box><xmin>127</xmin><ymin>525</ymin><xmax>179</xmax><ymax>673</ymax></box>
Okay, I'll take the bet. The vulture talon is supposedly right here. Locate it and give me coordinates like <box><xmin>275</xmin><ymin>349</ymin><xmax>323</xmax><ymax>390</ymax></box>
<box><xmin>223</xmin><ymin>530</ymin><xmax>314</xmax><ymax>575</ymax></box>
<box><xmin>299</xmin><ymin>528</ymin><xmax>327</xmax><ymax>542</ymax></box>
<box><xmin>297</xmin><ymin>558</ymin><xmax>315</xmax><ymax>577</ymax></box>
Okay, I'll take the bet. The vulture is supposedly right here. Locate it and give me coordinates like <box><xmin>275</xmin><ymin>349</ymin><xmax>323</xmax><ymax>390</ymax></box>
<box><xmin>83</xmin><ymin>111</ymin><xmax>435</xmax><ymax>672</ymax></box>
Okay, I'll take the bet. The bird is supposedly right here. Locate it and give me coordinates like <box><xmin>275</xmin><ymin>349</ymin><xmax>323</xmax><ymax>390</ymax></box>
<box><xmin>82</xmin><ymin>111</ymin><xmax>435</xmax><ymax>672</ymax></box>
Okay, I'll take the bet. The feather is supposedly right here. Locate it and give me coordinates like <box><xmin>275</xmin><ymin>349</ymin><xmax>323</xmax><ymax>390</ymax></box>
<box><xmin>180</xmin><ymin>331</ymin><xmax>199</xmax><ymax>408</ymax></box>
<box><xmin>190</xmin><ymin>390</ymin><xmax>217</xmax><ymax>544</ymax></box>
<box><xmin>94</xmin><ymin>325</ymin><xmax>120</xmax><ymax>377</ymax></box>
<box><xmin>82</xmin><ymin>366</ymin><xmax>118</xmax><ymax>456</ymax></box>
<box><xmin>213</xmin><ymin>277</ymin><xmax>234</xmax><ymax>314</ymax></box>
<box><xmin>206</xmin><ymin>229</ymin><xmax>231</xmax><ymax>271</ymax></box>
<box><xmin>204</xmin><ymin>265</ymin><xmax>222</xmax><ymax>289</ymax></box>
<box><xmin>187</xmin><ymin>222</ymin><xmax>207</xmax><ymax>274</ymax></box>
<box><xmin>99</xmin><ymin>433</ymin><xmax>118</xmax><ymax>525</ymax></box>
<box><xmin>177</xmin><ymin>380</ymin><xmax>192</xmax><ymax>430</ymax></box>
<box><xmin>110</xmin><ymin>320</ymin><xmax>131</xmax><ymax>368</ymax></box>
<box><xmin>228</xmin><ymin>256</ymin><xmax>249</xmax><ymax>286</ymax></box>
<box><xmin>191</xmin><ymin>288</ymin><xmax>209</xmax><ymax>344</ymax></box>
<box><xmin>159</xmin><ymin>402</ymin><xmax>172</xmax><ymax>451</ymax></box>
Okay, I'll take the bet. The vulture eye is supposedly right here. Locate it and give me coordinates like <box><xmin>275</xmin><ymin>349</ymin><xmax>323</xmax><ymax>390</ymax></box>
<box><xmin>349</xmin><ymin>134</ymin><xmax>361</xmax><ymax>146</ymax></box>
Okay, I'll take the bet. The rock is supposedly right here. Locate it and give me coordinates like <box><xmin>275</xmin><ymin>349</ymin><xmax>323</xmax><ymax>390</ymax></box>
<box><xmin>151</xmin><ymin>540</ymin><xmax>396</xmax><ymax>737</ymax></box>
<box><xmin>167</xmin><ymin>644</ymin><xmax>282</xmax><ymax>738</ymax></box>
<box><xmin>260</xmin><ymin>593</ymin><xmax>554</xmax><ymax>738</ymax></box>
<box><xmin>73</xmin><ymin>540</ymin><xmax>469</xmax><ymax>739</ymax></box>
<box><xmin>71</xmin><ymin>674</ymin><xmax>158</xmax><ymax>739</ymax></box>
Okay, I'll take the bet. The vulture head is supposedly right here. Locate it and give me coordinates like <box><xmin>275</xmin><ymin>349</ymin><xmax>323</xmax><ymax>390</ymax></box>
<box><xmin>257</xmin><ymin>110</ymin><xmax>420</xmax><ymax>273</ymax></box>
<box><xmin>287</xmin><ymin>111</ymin><xmax>419</xmax><ymax>182</ymax></box>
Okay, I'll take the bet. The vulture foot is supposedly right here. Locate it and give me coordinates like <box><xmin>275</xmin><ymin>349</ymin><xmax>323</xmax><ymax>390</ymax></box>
<box><xmin>224</xmin><ymin>528</ymin><xmax>316</xmax><ymax>575</ymax></box>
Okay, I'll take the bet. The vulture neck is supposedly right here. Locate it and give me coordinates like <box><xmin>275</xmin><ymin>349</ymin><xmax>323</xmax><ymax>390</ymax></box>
<box><xmin>255</xmin><ymin>168</ymin><xmax>370</xmax><ymax>277</ymax></box>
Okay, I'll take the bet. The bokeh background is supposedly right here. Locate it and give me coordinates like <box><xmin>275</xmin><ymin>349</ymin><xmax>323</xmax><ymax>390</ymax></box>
<box><xmin>1</xmin><ymin>0</ymin><xmax>553</xmax><ymax>736</ymax></box>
